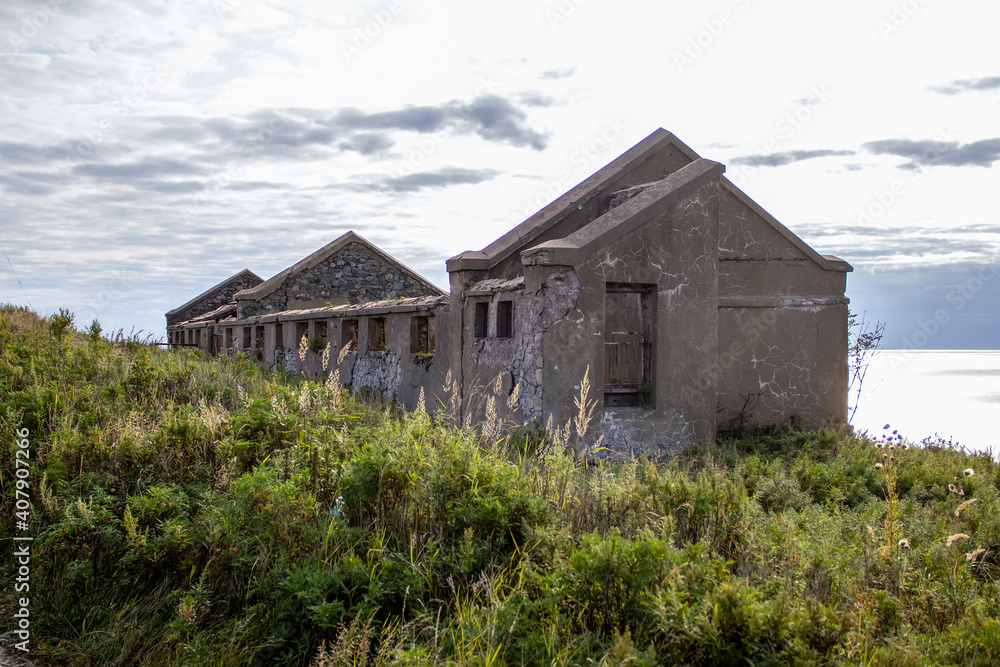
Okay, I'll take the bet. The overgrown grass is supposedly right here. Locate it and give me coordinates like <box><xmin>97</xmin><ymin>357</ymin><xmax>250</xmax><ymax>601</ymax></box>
<box><xmin>2</xmin><ymin>304</ymin><xmax>998</xmax><ymax>665</ymax></box>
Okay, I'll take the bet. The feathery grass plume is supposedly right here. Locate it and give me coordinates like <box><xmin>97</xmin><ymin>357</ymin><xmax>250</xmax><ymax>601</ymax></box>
<box><xmin>482</xmin><ymin>395</ymin><xmax>500</xmax><ymax>443</ymax></box>
<box><xmin>443</xmin><ymin>368</ymin><xmax>453</xmax><ymax>393</ymax></box>
<box><xmin>491</xmin><ymin>372</ymin><xmax>503</xmax><ymax>396</ymax></box>
<box><xmin>298</xmin><ymin>383</ymin><xmax>311</xmax><ymax>412</ymax></box>
<box><xmin>325</xmin><ymin>369</ymin><xmax>342</xmax><ymax>410</ymax></box>
<box><xmin>298</xmin><ymin>334</ymin><xmax>309</xmax><ymax>363</ymax></box>
<box><xmin>544</xmin><ymin>413</ymin><xmax>554</xmax><ymax>438</ymax></box>
<box><xmin>955</xmin><ymin>498</ymin><xmax>977</xmax><ymax>518</ymax></box>
<box><xmin>321</xmin><ymin>342</ymin><xmax>331</xmax><ymax>372</ymax></box>
<box><xmin>946</xmin><ymin>533</ymin><xmax>970</xmax><ymax>547</ymax></box>
<box><xmin>198</xmin><ymin>399</ymin><xmax>229</xmax><ymax>435</ymax></box>
<box><xmin>337</xmin><ymin>342</ymin><xmax>352</xmax><ymax>364</ymax></box>
<box><xmin>560</xmin><ymin>418</ymin><xmax>572</xmax><ymax>445</ymax></box>
<box><xmin>506</xmin><ymin>382</ymin><xmax>520</xmax><ymax>412</ymax></box>
<box><xmin>966</xmin><ymin>547</ymin><xmax>986</xmax><ymax>562</ymax></box>
<box><xmin>416</xmin><ymin>386</ymin><xmax>426</xmax><ymax>414</ymax></box>
<box><xmin>573</xmin><ymin>365</ymin><xmax>598</xmax><ymax>439</ymax></box>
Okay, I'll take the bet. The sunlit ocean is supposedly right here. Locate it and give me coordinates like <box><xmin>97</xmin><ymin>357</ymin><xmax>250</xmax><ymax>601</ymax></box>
<box><xmin>850</xmin><ymin>351</ymin><xmax>1000</xmax><ymax>459</ymax></box>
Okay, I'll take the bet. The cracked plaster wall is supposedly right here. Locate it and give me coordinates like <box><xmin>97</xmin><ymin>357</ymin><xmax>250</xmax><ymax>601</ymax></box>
<box><xmin>537</xmin><ymin>181</ymin><xmax>721</xmax><ymax>454</ymax></box>
<box><xmin>716</xmin><ymin>187</ymin><xmax>849</xmax><ymax>428</ymax></box>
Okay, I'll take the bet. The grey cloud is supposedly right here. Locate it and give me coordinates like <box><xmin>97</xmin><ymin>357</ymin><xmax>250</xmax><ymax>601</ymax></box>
<box><xmin>863</xmin><ymin>138</ymin><xmax>1000</xmax><ymax>168</ymax></box>
<box><xmin>73</xmin><ymin>159</ymin><xmax>206</xmax><ymax>179</ymax></box>
<box><xmin>541</xmin><ymin>67</ymin><xmax>575</xmax><ymax>79</ymax></box>
<box><xmin>729</xmin><ymin>149</ymin><xmax>855</xmax><ymax>167</ymax></box>
<box><xmin>378</xmin><ymin>167</ymin><xmax>501</xmax><ymax>193</ymax></box>
<box><xmin>517</xmin><ymin>91</ymin><xmax>556</xmax><ymax>107</ymax></box>
<box><xmin>932</xmin><ymin>76</ymin><xmax>1000</xmax><ymax>95</ymax></box>
<box><xmin>338</xmin><ymin>132</ymin><xmax>395</xmax><ymax>155</ymax></box>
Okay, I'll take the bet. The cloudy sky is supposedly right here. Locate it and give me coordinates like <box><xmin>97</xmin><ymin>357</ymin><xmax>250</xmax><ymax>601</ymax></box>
<box><xmin>2</xmin><ymin>0</ymin><xmax>999</xmax><ymax>348</ymax></box>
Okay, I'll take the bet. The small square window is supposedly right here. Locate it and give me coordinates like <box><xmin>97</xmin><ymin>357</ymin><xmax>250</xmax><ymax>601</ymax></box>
<box><xmin>474</xmin><ymin>302</ymin><xmax>489</xmax><ymax>338</ymax></box>
<box><xmin>410</xmin><ymin>315</ymin><xmax>436</xmax><ymax>354</ymax></box>
<box><xmin>497</xmin><ymin>301</ymin><xmax>514</xmax><ymax>338</ymax></box>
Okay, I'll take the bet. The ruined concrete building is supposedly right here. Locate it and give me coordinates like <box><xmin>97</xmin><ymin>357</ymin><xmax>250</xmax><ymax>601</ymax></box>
<box><xmin>166</xmin><ymin>129</ymin><xmax>852</xmax><ymax>452</ymax></box>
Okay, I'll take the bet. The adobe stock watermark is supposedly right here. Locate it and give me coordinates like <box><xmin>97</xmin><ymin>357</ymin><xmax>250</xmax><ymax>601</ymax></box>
<box><xmin>6</xmin><ymin>0</ymin><xmax>70</xmax><ymax>52</ymax></box>
<box><xmin>511</xmin><ymin>117</ymin><xmax>628</xmax><ymax>224</ymax></box>
<box><xmin>341</xmin><ymin>1</ymin><xmax>403</xmax><ymax>63</ymax></box>
<box><xmin>54</xmin><ymin>67</ymin><xmax>167</xmax><ymax>180</ymax></box>
<box><xmin>11</xmin><ymin>426</ymin><xmax>34</xmax><ymax>654</ymax></box>
<box><xmin>179</xmin><ymin>114</ymin><xmax>287</xmax><ymax>221</ymax></box>
<box><xmin>877</xmin><ymin>0</ymin><xmax>932</xmax><ymax>40</ymax></box>
<box><xmin>727</xmin><ymin>84</ymin><xmax>834</xmax><ymax>188</ymax></box>
<box><xmin>854</xmin><ymin>127</ymin><xmax>957</xmax><ymax>227</ymax></box>
<box><xmin>673</xmin><ymin>0</ymin><xmax>754</xmax><ymax>73</ymax></box>
<box><xmin>394</xmin><ymin>75</ymin><xmax>502</xmax><ymax>177</ymax></box>
<box><xmin>545</xmin><ymin>0</ymin><xmax>588</xmax><ymax>30</ymax></box>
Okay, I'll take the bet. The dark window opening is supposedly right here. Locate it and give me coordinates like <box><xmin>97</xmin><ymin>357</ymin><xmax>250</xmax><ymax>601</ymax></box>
<box><xmin>603</xmin><ymin>284</ymin><xmax>655</xmax><ymax>408</ymax></box>
<box><xmin>194</xmin><ymin>329</ymin><xmax>201</xmax><ymax>345</ymax></box>
<box><xmin>255</xmin><ymin>326</ymin><xmax>264</xmax><ymax>349</ymax></box>
<box><xmin>224</xmin><ymin>328</ymin><xmax>233</xmax><ymax>349</ymax></box>
<box><xmin>274</xmin><ymin>322</ymin><xmax>283</xmax><ymax>350</ymax></box>
<box><xmin>410</xmin><ymin>315</ymin><xmax>436</xmax><ymax>354</ymax></box>
<box><xmin>342</xmin><ymin>319</ymin><xmax>358</xmax><ymax>350</ymax></box>
<box><xmin>296</xmin><ymin>322</ymin><xmax>308</xmax><ymax>350</ymax></box>
<box><xmin>242</xmin><ymin>327</ymin><xmax>251</xmax><ymax>350</ymax></box>
<box><xmin>317</xmin><ymin>321</ymin><xmax>328</xmax><ymax>345</ymax></box>
<box><xmin>474</xmin><ymin>302</ymin><xmax>489</xmax><ymax>339</ymax></box>
<box><xmin>369</xmin><ymin>317</ymin><xmax>386</xmax><ymax>352</ymax></box>
<box><xmin>497</xmin><ymin>301</ymin><xmax>514</xmax><ymax>338</ymax></box>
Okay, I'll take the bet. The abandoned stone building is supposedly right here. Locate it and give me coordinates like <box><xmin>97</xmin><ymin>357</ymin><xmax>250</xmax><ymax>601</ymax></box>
<box><xmin>166</xmin><ymin>128</ymin><xmax>852</xmax><ymax>452</ymax></box>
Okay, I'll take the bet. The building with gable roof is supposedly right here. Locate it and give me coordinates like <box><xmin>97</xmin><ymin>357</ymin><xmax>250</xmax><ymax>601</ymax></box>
<box><xmin>166</xmin><ymin>129</ymin><xmax>852</xmax><ymax>452</ymax></box>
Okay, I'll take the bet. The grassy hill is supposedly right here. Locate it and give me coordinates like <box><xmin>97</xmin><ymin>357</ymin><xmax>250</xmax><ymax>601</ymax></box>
<box><xmin>1</xmin><ymin>304</ymin><xmax>998</xmax><ymax>666</ymax></box>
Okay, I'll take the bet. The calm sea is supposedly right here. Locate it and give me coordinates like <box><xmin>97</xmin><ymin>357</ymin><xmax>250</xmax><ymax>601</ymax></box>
<box><xmin>850</xmin><ymin>350</ymin><xmax>1000</xmax><ymax>458</ymax></box>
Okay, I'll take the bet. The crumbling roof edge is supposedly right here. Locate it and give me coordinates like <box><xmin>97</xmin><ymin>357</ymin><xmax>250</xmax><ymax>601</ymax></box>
<box><xmin>446</xmin><ymin>128</ymin><xmax>701</xmax><ymax>273</ymax></box>
<box><xmin>165</xmin><ymin>268</ymin><xmax>263</xmax><ymax>318</ymax></box>
<box><xmin>520</xmin><ymin>158</ymin><xmax>725</xmax><ymax>267</ymax></box>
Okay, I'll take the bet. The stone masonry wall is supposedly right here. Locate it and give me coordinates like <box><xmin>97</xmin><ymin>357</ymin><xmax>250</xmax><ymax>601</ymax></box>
<box><xmin>241</xmin><ymin>243</ymin><xmax>438</xmax><ymax>317</ymax></box>
<box><xmin>168</xmin><ymin>272</ymin><xmax>262</xmax><ymax>326</ymax></box>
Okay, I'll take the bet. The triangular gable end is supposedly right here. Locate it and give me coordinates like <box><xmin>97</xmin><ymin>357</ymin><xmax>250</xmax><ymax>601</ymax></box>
<box><xmin>233</xmin><ymin>231</ymin><xmax>445</xmax><ymax>317</ymax></box>
<box><xmin>165</xmin><ymin>268</ymin><xmax>263</xmax><ymax>326</ymax></box>
<box><xmin>447</xmin><ymin>128</ymin><xmax>700</xmax><ymax>278</ymax></box>
<box><xmin>520</xmin><ymin>158</ymin><xmax>725</xmax><ymax>267</ymax></box>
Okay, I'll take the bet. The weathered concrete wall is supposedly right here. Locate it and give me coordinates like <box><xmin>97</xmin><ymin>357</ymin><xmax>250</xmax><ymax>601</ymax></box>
<box><xmin>533</xmin><ymin>180</ymin><xmax>721</xmax><ymax>454</ymax></box>
<box><xmin>240</xmin><ymin>242</ymin><xmax>438</xmax><ymax>317</ymax></box>
<box><xmin>717</xmin><ymin>304</ymin><xmax>849</xmax><ymax>429</ymax></box>
<box><xmin>716</xmin><ymin>187</ymin><xmax>849</xmax><ymax>429</ymax></box>
<box><xmin>243</xmin><ymin>304</ymin><xmax>452</xmax><ymax>411</ymax></box>
<box><xmin>167</xmin><ymin>272</ymin><xmax>262</xmax><ymax>326</ymax></box>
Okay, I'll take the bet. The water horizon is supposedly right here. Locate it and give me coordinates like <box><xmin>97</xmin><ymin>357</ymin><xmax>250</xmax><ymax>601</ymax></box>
<box><xmin>849</xmin><ymin>349</ymin><xmax>999</xmax><ymax>459</ymax></box>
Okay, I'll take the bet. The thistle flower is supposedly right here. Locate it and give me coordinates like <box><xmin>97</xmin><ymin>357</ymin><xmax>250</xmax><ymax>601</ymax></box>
<box><xmin>946</xmin><ymin>533</ymin><xmax>970</xmax><ymax>547</ymax></box>
<box><xmin>898</xmin><ymin>538</ymin><xmax>910</xmax><ymax>549</ymax></box>
<box><xmin>875</xmin><ymin>442</ymin><xmax>884</xmax><ymax>449</ymax></box>
<box><xmin>883</xmin><ymin>424</ymin><xmax>890</xmax><ymax>430</ymax></box>
<box><xmin>963</xmin><ymin>468</ymin><xmax>975</xmax><ymax>477</ymax></box>
<box><xmin>874</xmin><ymin>463</ymin><xmax>884</xmax><ymax>470</ymax></box>
<box><xmin>949</xmin><ymin>484</ymin><xmax>957</xmax><ymax>494</ymax></box>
